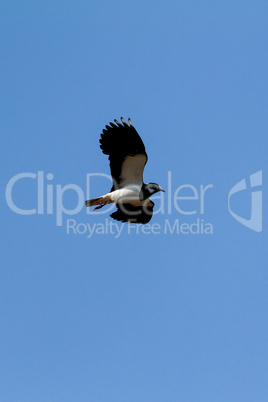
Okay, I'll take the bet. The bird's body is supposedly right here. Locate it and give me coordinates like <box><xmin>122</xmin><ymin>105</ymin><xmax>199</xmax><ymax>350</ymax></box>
<box><xmin>109</xmin><ymin>186</ymin><xmax>143</xmax><ymax>204</ymax></box>
<box><xmin>85</xmin><ymin>117</ymin><xmax>164</xmax><ymax>224</ymax></box>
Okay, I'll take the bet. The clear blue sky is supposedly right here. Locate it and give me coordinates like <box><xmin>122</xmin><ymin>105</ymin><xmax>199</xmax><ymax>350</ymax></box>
<box><xmin>1</xmin><ymin>1</ymin><xmax>268</xmax><ymax>401</ymax></box>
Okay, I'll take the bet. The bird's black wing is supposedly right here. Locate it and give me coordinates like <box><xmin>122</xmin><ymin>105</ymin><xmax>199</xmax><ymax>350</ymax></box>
<box><xmin>110</xmin><ymin>201</ymin><xmax>154</xmax><ymax>224</ymax></box>
<box><xmin>99</xmin><ymin>117</ymin><xmax>148</xmax><ymax>191</ymax></box>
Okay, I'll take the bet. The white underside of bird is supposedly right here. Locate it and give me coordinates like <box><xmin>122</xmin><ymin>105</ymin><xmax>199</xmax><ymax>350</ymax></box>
<box><xmin>86</xmin><ymin>185</ymin><xmax>154</xmax><ymax>210</ymax></box>
<box><xmin>110</xmin><ymin>185</ymin><xmax>141</xmax><ymax>203</ymax></box>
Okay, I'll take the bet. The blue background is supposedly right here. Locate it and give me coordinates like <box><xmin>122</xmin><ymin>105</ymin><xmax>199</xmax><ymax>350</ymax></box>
<box><xmin>1</xmin><ymin>1</ymin><xmax>267</xmax><ymax>401</ymax></box>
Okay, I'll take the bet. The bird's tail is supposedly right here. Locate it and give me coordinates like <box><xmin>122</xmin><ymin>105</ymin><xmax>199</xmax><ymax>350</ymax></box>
<box><xmin>85</xmin><ymin>197</ymin><xmax>104</xmax><ymax>207</ymax></box>
<box><xmin>85</xmin><ymin>195</ymin><xmax>111</xmax><ymax>210</ymax></box>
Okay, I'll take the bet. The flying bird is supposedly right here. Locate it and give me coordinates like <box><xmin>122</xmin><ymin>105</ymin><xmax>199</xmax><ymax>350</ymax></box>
<box><xmin>85</xmin><ymin>117</ymin><xmax>164</xmax><ymax>224</ymax></box>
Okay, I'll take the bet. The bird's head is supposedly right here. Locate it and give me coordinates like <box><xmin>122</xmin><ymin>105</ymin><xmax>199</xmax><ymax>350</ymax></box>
<box><xmin>140</xmin><ymin>183</ymin><xmax>165</xmax><ymax>200</ymax></box>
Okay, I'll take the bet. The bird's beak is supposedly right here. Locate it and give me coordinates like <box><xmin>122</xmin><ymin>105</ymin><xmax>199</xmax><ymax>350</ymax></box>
<box><xmin>159</xmin><ymin>188</ymin><xmax>165</xmax><ymax>192</ymax></box>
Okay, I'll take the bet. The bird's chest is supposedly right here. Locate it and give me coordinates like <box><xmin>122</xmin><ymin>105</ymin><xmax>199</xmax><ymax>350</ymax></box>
<box><xmin>110</xmin><ymin>186</ymin><xmax>141</xmax><ymax>203</ymax></box>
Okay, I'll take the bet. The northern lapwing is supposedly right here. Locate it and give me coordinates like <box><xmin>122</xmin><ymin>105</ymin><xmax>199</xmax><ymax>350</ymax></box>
<box><xmin>85</xmin><ymin>117</ymin><xmax>164</xmax><ymax>224</ymax></box>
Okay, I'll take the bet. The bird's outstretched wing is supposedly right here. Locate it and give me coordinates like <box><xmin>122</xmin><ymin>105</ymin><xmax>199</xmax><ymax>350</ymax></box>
<box><xmin>110</xmin><ymin>201</ymin><xmax>155</xmax><ymax>224</ymax></box>
<box><xmin>99</xmin><ymin>117</ymin><xmax>148</xmax><ymax>190</ymax></box>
